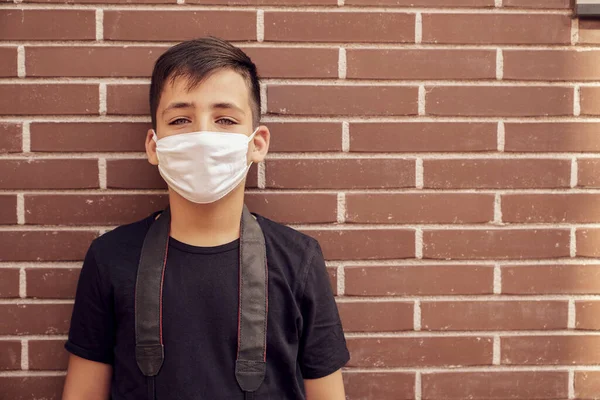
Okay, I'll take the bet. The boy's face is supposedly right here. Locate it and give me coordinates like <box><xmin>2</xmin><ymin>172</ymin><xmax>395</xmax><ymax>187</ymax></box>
<box><xmin>146</xmin><ymin>68</ymin><xmax>269</xmax><ymax>167</ymax></box>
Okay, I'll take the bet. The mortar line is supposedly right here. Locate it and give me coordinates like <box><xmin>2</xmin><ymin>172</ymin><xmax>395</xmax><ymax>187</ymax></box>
<box><xmin>415</xmin><ymin>12</ymin><xmax>422</xmax><ymax>44</ymax></box>
<box><xmin>16</xmin><ymin>194</ymin><xmax>24</xmax><ymax>226</ymax></box>
<box><xmin>17</xmin><ymin>46</ymin><xmax>25</xmax><ymax>78</ymax></box>
<box><xmin>95</xmin><ymin>9</ymin><xmax>103</xmax><ymax>41</ymax></box>
<box><xmin>20</xmin><ymin>339</ymin><xmax>28</xmax><ymax>370</ymax></box>
<box><xmin>257</xmin><ymin>9</ymin><xmax>265</xmax><ymax>42</ymax></box>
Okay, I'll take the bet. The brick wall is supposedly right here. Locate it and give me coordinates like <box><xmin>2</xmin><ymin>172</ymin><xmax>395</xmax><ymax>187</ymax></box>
<box><xmin>1</xmin><ymin>0</ymin><xmax>600</xmax><ymax>399</ymax></box>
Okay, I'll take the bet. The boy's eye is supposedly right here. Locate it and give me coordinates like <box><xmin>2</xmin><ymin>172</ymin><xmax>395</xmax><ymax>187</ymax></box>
<box><xmin>169</xmin><ymin>118</ymin><xmax>189</xmax><ymax>126</ymax></box>
<box><xmin>217</xmin><ymin>118</ymin><xmax>236</xmax><ymax>126</ymax></box>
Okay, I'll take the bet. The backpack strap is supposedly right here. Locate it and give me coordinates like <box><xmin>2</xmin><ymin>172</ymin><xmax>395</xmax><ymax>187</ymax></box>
<box><xmin>235</xmin><ymin>206</ymin><xmax>268</xmax><ymax>393</ymax></box>
<box><xmin>135</xmin><ymin>206</ymin><xmax>268</xmax><ymax>399</ymax></box>
<box><xmin>134</xmin><ymin>208</ymin><xmax>170</xmax><ymax>378</ymax></box>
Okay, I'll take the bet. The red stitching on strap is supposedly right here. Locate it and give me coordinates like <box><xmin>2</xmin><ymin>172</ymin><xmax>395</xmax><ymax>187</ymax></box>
<box><xmin>237</xmin><ymin>243</ymin><xmax>243</xmax><ymax>358</ymax></box>
<box><xmin>159</xmin><ymin>227</ymin><xmax>169</xmax><ymax>345</ymax></box>
<box><xmin>264</xmin><ymin>261</ymin><xmax>269</xmax><ymax>362</ymax></box>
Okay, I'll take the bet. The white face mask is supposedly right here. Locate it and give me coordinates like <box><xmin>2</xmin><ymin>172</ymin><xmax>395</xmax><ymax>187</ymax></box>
<box><xmin>152</xmin><ymin>128</ymin><xmax>258</xmax><ymax>204</ymax></box>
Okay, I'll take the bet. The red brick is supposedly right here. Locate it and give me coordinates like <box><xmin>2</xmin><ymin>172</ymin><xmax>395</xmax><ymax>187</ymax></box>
<box><xmin>579</xmin><ymin>159</ymin><xmax>600</xmax><ymax>188</ymax></box>
<box><xmin>29</xmin><ymin>340</ymin><xmax>68</xmax><ymax>370</ymax></box>
<box><xmin>423</xmin><ymin>229</ymin><xmax>570</xmax><ymax>260</ymax></box>
<box><xmin>504</xmin><ymin>194</ymin><xmax>600</xmax><ymax>223</ymax></box>
<box><xmin>26</xmin><ymin>268</ymin><xmax>80</xmax><ymax>299</ymax></box>
<box><xmin>424</xmin><ymin>159</ymin><xmax>571</xmax><ymax>189</ymax></box>
<box><xmin>30</xmin><ymin>122</ymin><xmax>148</xmax><ymax>152</ymax></box>
<box><xmin>242</xmin><ymin>47</ymin><xmax>338</xmax><ymax>78</ymax></box>
<box><xmin>0</xmin><ymin>341</ymin><xmax>20</xmax><ymax>370</ymax></box>
<box><xmin>345</xmin><ymin>265</ymin><xmax>494</xmax><ymax>296</ymax></box>
<box><xmin>347</xmin><ymin>49</ymin><xmax>495</xmax><ymax>80</ymax></box>
<box><xmin>422</xmin><ymin>14</ymin><xmax>570</xmax><ymax>44</ymax></box>
<box><xmin>346</xmin><ymin>193</ymin><xmax>494</xmax><ymax>224</ymax></box>
<box><xmin>245</xmin><ymin>193</ymin><xmax>337</xmax><ymax>224</ymax></box>
<box><xmin>0</xmin><ymin>10</ymin><xmax>95</xmax><ymax>40</ymax></box>
<box><xmin>576</xmin><ymin>371</ymin><xmax>600</xmax><ymax>399</ymax></box>
<box><xmin>343</xmin><ymin>372</ymin><xmax>415</xmax><ymax>400</ymax></box>
<box><xmin>268</xmin><ymin>85</ymin><xmax>418</xmax><ymax>116</ymax></box>
<box><xmin>504</xmin><ymin>0</ymin><xmax>570</xmax><ymax>7</ymax></box>
<box><xmin>0</xmin><ymin>123</ymin><xmax>22</xmax><ymax>153</ymax></box>
<box><xmin>0</xmin><ymin>231</ymin><xmax>97</xmax><ymax>262</ymax></box>
<box><xmin>26</xmin><ymin>46</ymin><xmax>165</xmax><ymax>77</ymax></box>
<box><xmin>106</xmin><ymin>159</ymin><xmax>165</xmax><ymax>189</ymax></box>
<box><xmin>347</xmin><ymin>0</ymin><xmax>492</xmax><ymax>5</ymax></box>
<box><xmin>0</xmin><ymin>160</ymin><xmax>98</xmax><ymax>189</ymax></box>
<box><xmin>24</xmin><ymin>45</ymin><xmax>338</xmax><ymax>79</ymax></box>
<box><xmin>106</xmin><ymin>158</ymin><xmax>257</xmax><ymax>189</ymax></box>
<box><xmin>266</xmin><ymin>159</ymin><xmax>415</xmax><ymax>189</ymax></box>
<box><xmin>505</xmin><ymin>123</ymin><xmax>600</xmax><ymax>152</ymax></box>
<box><xmin>580</xmin><ymin>20</ymin><xmax>600</xmax><ymax>45</ymax></box>
<box><xmin>577</xmin><ymin>229</ymin><xmax>600</xmax><ymax>257</ymax></box>
<box><xmin>303</xmin><ymin>229</ymin><xmax>415</xmax><ymax>260</ymax></box>
<box><xmin>264</xmin><ymin>11</ymin><xmax>414</xmax><ymax>43</ymax></box>
<box><xmin>422</xmin><ymin>371</ymin><xmax>568</xmax><ymax>400</ymax></box>
<box><xmin>0</xmin><ymin>376</ymin><xmax>64</xmax><ymax>400</ymax></box>
<box><xmin>347</xmin><ymin>337</ymin><xmax>493</xmax><ymax>367</ymax></box>
<box><xmin>502</xmin><ymin>335</ymin><xmax>600</xmax><ymax>365</ymax></box>
<box><xmin>26</xmin><ymin>194</ymin><xmax>168</xmax><ymax>226</ymax></box>
<box><xmin>580</xmin><ymin>87</ymin><xmax>600</xmax><ymax>116</ymax></box>
<box><xmin>0</xmin><ymin>304</ymin><xmax>72</xmax><ymax>335</ymax></box>
<box><xmin>267</xmin><ymin>122</ymin><xmax>342</xmax><ymax>152</ymax></box>
<box><xmin>246</xmin><ymin>163</ymin><xmax>258</xmax><ymax>188</ymax></box>
<box><xmin>505</xmin><ymin>51</ymin><xmax>600</xmax><ymax>81</ymax></box>
<box><xmin>107</xmin><ymin>84</ymin><xmax>148</xmax><ymax>115</ymax></box>
<box><xmin>104</xmin><ymin>10</ymin><xmax>256</xmax><ymax>41</ymax></box>
<box><xmin>24</xmin><ymin>0</ymin><xmax>170</xmax><ymax>3</ymax></box>
<box><xmin>27</xmin><ymin>0</ymin><xmax>170</xmax><ymax>3</ymax></box>
<box><xmin>350</xmin><ymin>122</ymin><xmax>497</xmax><ymax>153</ymax></box>
<box><xmin>576</xmin><ymin>301</ymin><xmax>600</xmax><ymax>330</ymax></box>
<box><xmin>503</xmin><ymin>265</ymin><xmax>600</xmax><ymax>295</ymax></box>
<box><xmin>0</xmin><ymin>47</ymin><xmax>17</xmax><ymax>77</ymax></box>
<box><xmin>0</xmin><ymin>195</ymin><xmax>17</xmax><ymax>224</ymax></box>
<box><xmin>0</xmin><ymin>269</ymin><xmax>19</xmax><ymax>298</ymax></box>
<box><xmin>337</xmin><ymin>301</ymin><xmax>413</xmax><ymax>332</ymax></box>
<box><xmin>426</xmin><ymin>86</ymin><xmax>574</xmax><ymax>117</ymax></box>
<box><xmin>421</xmin><ymin>301</ymin><xmax>568</xmax><ymax>331</ymax></box>
<box><xmin>190</xmin><ymin>0</ymin><xmax>335</xmax><ymax>3</ymax></box>
<box><xmin>0</xmin><ymin>84</ymin><xmax>99</xmax><ymax>115</ymax></box>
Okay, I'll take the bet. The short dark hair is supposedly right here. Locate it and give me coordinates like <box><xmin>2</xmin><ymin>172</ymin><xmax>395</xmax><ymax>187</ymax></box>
<box><xmin>149</xmin><ymin>37</ymin><xmax>261</xmax><ymax>130</ymax></box>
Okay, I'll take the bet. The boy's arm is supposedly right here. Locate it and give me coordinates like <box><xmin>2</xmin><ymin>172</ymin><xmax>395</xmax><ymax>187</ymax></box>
<box><xmin>63</xmin><ymin>355</ymin><xmax>112</xmax><ymax>400</ymax></box>
<box><xmin>299</xmin><ymin>242</ymin><xmax>350</xmax><ymax>396</ymax></box>
<box><xmin>304</xmin><ymin>369</ymin><xmax>345</xmax><ymax>400</ymax></box>
<box><xmin>63</xmin><ymin>243</ymin><xmax>116</xmax><ymax>398</ymax></box>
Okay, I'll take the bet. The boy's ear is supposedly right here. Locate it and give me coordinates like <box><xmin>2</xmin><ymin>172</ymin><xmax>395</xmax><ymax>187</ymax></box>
<box><xmin>146</xmin><ymin>129</ymin><xmax>159</xmax><ymax>166</ymax></box>
<box><xmin>250</xmin><ymin>125</ymin><xmax>270</xmax><ymax>164</ymax></box>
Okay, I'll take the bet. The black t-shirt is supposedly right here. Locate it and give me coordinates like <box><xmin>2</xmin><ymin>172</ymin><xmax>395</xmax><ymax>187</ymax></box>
<box><xmin>65</xmin><ymin>211</ymin><xmax>350</xmax><ymax>400</ymax></box>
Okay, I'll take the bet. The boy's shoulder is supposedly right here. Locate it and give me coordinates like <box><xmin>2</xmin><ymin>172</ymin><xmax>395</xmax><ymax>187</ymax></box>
<box><xmin>254</xmin><ymin>213</ymin><xmax>321</xmax><ymax>258</ymax></box>
<box><xmin>91</xmin><ymin>211</ymin><xmax>158</xmax><ymax>254</ymax></box>
<box><xmin>89</xmin><ymin>210</ymin><xmax>321</xmax><ymax>262</ymax></box>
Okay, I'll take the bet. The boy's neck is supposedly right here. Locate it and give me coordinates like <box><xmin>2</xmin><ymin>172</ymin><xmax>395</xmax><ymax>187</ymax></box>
<box><xmin>167</xmin><ymin>186</ymin><xmax>245</xmax><ymax>248</ymax></box>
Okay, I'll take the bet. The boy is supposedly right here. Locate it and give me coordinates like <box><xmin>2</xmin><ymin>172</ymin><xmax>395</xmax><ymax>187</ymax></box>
<box><xmin>62</xmin><ymin>37</ymin><xmax>350</xmax><ymax>400</ymax></box>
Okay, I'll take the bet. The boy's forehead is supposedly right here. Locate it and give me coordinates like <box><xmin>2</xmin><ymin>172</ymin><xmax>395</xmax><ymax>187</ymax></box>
<box><xmin>159</xmin><ymin>69</ymin><xmax>251</xmax><ymax>112</ymax></box>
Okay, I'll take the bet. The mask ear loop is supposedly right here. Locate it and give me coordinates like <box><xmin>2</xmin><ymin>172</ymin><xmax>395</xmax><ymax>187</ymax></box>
<box><xmin>151</xmin><ymin>130</ymin><xmax>162</xmax><ymax>166</ymax></box>
<box><xmin>248</xmin><ymin>127</ymin><xmax>259</xmax><ymax>142</ymax></box>
<box><xmin>246</xmin><ymin>127</ymin><xmax>260</xmax><ymax>169</ymax></box>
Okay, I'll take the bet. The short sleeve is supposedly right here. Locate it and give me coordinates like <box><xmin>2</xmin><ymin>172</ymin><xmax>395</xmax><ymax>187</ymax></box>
<box><xmin>298</xmin><ymin>242</ymin><xmax>350</xmax><ymax>379</ymax></box>
<box><xmin>64</xmin><ymin>242</ymin><xmax>115</xmax><ymax>364</ymax></box>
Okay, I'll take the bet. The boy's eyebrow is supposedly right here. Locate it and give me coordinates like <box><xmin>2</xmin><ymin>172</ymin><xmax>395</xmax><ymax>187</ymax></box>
<box><xmin>212</xmin><ymin>102</ymin><xmax>246</xmax><ymax>115</ymax></box>
<box><xmin>162</xmin><ymin>101</ymin><xmax>194</xmax><ymax>116</ymax></box>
